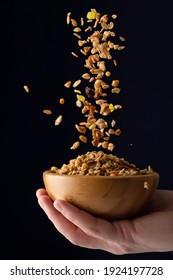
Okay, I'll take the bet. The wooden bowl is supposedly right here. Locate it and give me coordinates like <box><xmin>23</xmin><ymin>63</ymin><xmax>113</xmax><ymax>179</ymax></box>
<box><xmin>43</xmin><ymin>171</ymin><xmax>159</xmax><ymax>220</ymax></box>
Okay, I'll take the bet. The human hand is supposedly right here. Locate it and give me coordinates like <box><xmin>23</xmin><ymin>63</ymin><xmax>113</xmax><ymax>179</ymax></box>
<box><xmin>36</xmin><ymin>189</ymin><xmax>173</xmax><ymax>255</ymax></box>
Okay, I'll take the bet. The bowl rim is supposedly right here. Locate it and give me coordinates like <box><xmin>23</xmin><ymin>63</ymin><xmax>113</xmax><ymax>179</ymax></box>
<box><xmin>43</xmin><ymin>170</ymin><xmax>159</xmax><ymax>180</ymax></box>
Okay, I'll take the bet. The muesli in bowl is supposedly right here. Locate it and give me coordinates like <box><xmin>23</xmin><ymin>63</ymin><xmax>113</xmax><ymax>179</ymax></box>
<box><xmin>43</xmin><ymin>151</ymin><xmax>159</xmax><ymax>220</ymax></box>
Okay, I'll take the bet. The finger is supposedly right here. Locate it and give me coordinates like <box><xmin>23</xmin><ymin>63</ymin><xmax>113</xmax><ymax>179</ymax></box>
<box><xmin>36</xmin><ymin>188</ymin><xmax>47</xmax><ymax>198</ymax></box>
<box><xmin>53</xmin><ymin>199</ymin><xmax>117</xmax><ymax>241</ymax></box>
<box><xmin>38</xmin><ymin>195</ymin><xmax>102</xmax><ymax>249</ymax></box>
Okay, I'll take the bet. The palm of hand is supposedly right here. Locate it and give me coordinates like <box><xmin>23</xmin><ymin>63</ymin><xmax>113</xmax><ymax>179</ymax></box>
<box><xmin>36</xmin><ymin>189</ymin><xmax>173</xmax><ymax>254</ymax></box>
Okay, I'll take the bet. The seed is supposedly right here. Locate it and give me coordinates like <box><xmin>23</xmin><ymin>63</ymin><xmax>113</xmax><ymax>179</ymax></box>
<box><xmin>79</xmin><ymin>135</ymin><xmax>87</xmax><ymax>143</ymax></box>
<box><xmin>23</xmin><ymin>85</ymin><xmax>29</xmax><ymax>93</ymax></box>
<box><xmin>76</xmin><ymin>100</ymin><xmax>82</xmax><ymax>107</ymax></box>
<box><xmin>107</xmin><ymin>143</ymin><xmax>115</xmax><ymax>151</ymax></box>
<box><xmin>82</xmin><ymin>73</ymin><xmax>90</xmax><ymax>80</ymax></box>
<box><xmin>73</xmin><ymin>79</ymin><xmax>81</xmax><ymax>88</ymax></box>
<box><xmin>59</xmin><ymin>98</ymin><xmax>65</xmax><ymax>105</ymax></box>
<box><xmin>81</xmin><ymin>17</ymin><xmax>84</xmax><ymax>26</ymax></box>
<box><xmin>105</xmin><ymin>71</ymin><xmax>111</xmax><ymax>77</ymax></box>
<box><xmin>111</xmin><ymin>120</ymin><xmax>116</xmax><ymax>127</ymax></box>
<box><xmin>102</xmin><ymin>141</ymin><xmax>108</xmax><ymax>149</ymax></box>
<box><xmin>80</xmin><ymin>49</ymin><xmax>87</xmax><ymax>55</ymax></box>
<box><xmin>71</xmin><ymin>52</ymin><xmax>78</xmax><ymax>57</ymax></box>
<box><xmin>114</xmin><ymin>104</ymin><xmax>122</xmax><ymax>110</ymax></box>
<box><xmin>119</xmin><ymin>36</ymin><xmax>126</xmax><ymax>41</ymax></box>
<box><xmin>85</xmin><ymin>26</ymin><xmax>92</xmax><ymax>32</ymax></box>
<box><xmin>64</xmin><ymin>81</ymin><xmax>72</xmax><ymax>88</ymax></box>
<box><xmin>113</xmin><ymin>59</ymin><xmax>117</xmax><ymax>66</ymax></box>
<box><xmin>55</xmin><ymin>115</ymin><xmax>63</xmax><ymax>126</ymax></box>
<box><xmin>112</xmin><ymin>80</ymin><xmax>119</xmax><ymax>87</ymax></box>
<box><xmin>73</xmin><ymin>27</ymin><xmax>82</xmax><ymax>33</ymax></box>
<box><xmin>43</xmin><ymin>109</ymin><xmax>52</xmax><ymax>115</ymax></box>
<box><xmin>115</xmin><ymin>128</ymin><xmax>121</xmax><ymax>136</ymax></box>
<box><xmin>111</xmin><ymin>87</ymin><xmax>121</xmax><ymax>93</ymax></box>
<box><xmin>75</xmin><ymin>124</ymin><xmax>86</xmax><ymax>133</ymax></box>
<box><xmin>71</xmin><ymin>19</ymin><xmax>78</xmax><ymax>26</ymax></box>
<box><xmin>66</xmin><ymin>12</ymin><xmax>71</xmax><ymax>24</ymax></box>
<box><xmin>73</xmin><ymin>33</ymin><xmax>81</xmax><ymax>39</ymax></box>
<box><xmin>70</xmin><ymin>141</ymin><xmax>80</xmax><ymax>150</ymax></box>
<box><xmin>118</xmin><ymin>46</ymin><xmax>125</xmax><ymax>50</ymax></box>
<box><xmin>112</xmin><ymin>14</ymin><xmax>117</xmax><ymax>19</ymax></box>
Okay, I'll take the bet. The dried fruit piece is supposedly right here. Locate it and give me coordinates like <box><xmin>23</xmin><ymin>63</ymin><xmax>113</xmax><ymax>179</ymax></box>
<box><xmin>77</xmin><ymin>94</ymin><xmax>85</xmax><ymax>102</ymax></box>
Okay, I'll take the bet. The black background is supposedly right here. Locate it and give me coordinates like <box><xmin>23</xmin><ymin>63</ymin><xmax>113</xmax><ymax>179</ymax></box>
<box><xmin>3</xmin><ymin>0</ymin><xmax>173</xmax><ymax>260</ymax></box>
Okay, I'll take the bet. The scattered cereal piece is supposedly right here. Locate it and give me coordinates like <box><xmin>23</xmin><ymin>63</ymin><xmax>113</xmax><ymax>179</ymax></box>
<box><xmin>43</xmin><ymin>109</ymin><xmax>52</xmax><ymax>115</ymax></box>
<box><xmin>70</xmin><ymin>141</ymin><xmax>80</xmax><ymax>150</ymax></box>
<box><xmin>79</xmin><ymin>135</ymin><xmax>87</xmax><ymax>143</ymax></box>
<box><xmin>66</xmin><ymin>12</ymin><xmax>71</xmax><ymax>25</ymax></box>
<box><xmin>71</xmin><ymin>52</ymin><xmax>78</xmax><ymax>57</ymax></box>
<box><xmin>82</xmin><ymin>73</ymin><xmax>90</xmax><ymax>79</ymax></box>
<box><xmin>73</xmin><ymin>79</ymin><xmax>81</xmax><ymax>88</ymax></box>
<box><xmin>112</xmin><ymin>14</ymin><xmax>117</xmax><ymax>19</ymax></box>
<box><xmin>76</xmin><ymin>100</ymin><xmax>82</xmax><ymax>107</ymax></box>
<box><xmin>112</xmin><ymin>80</ymin><xmax>119</xmax><ymax>87</ymax></box>
<box><xmin>119</xmin><ymin>36</ymin><xmax>126</xmax><ymax>42</ymax></box>
<box><xmin>55</xmin><ymin>115</ymin><xmax>63</xmax><ymax>126</ymax></box>
<box><xmin>23</xmin><ymin>85</ymin><xmax>29</xmax><ymax>93</ymax></box>
<box><xmin>114</xmin><ymin>104</ymin><xmax>122</xmax><ymax>110</ymax></box>
<box><xmin>115</xmin><ymin>129</ymin><xmax>121</xmax><ymax>136</ymax></box>
<box><xmin>81</xmin><ymin>17</ymin><xmax>84</xmax><ymax>26</ymax></box>
<box><xmin>64</xmin><ymin>81</ymin><xmax>72</xmax><ymax>88</ymax></box>
<box><xmin>59</xmin><ymin>98</ymin><xmax>65</xmax><ymax>105</ymax></box>
<box><xmin>118</xmin><ymin>46</ymin><xmax>125</xmax><ymax>50</ymax></box>
<box><xmin>111</xmin><ymin>120</ymin><xmax>116</xmax><ymax>127</ymax></box>
<box><xmin>105</xmin><ymin>71</ymin><xmax>111</xmax><ymax>77</ymax></box>
<box><xmin>71</xmin><ymin>19</ymin><xmax>78</xmax><ymax>26</ymax></box>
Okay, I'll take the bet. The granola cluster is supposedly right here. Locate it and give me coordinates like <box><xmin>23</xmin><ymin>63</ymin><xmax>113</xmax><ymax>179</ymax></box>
<box><xmin>51</xmin><ymin>151</ymin><xmax>153</xmax><ymax>176</ymax></box>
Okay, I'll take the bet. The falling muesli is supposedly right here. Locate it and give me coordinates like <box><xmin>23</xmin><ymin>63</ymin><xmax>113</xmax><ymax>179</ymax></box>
<box><xmin>62</xmin><ymin>8</ymin><xmax>125</xmax><ymax>151</ymax></box>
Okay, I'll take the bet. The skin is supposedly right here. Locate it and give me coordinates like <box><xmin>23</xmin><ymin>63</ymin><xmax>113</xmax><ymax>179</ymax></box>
<box><xmin>36</xmin><ymin>189</ymin><xmax>173</xmax><ymax>255</ymax></box>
